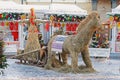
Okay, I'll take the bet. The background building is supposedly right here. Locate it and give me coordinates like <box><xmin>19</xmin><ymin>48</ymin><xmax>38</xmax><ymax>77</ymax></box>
<box><xmin>91</xmin><ymin>0</ymin><xmax>120</xmax><ymax>21</ymax></box>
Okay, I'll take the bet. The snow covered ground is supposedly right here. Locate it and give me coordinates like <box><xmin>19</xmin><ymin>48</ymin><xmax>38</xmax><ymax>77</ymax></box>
<box><xmin>0</xmin><ymin>57</ymin><xmax>120</xmax><ymax>80</ymax></box>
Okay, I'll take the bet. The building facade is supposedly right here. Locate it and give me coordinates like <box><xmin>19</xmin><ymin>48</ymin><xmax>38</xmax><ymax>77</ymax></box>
<box><xmin>91</xmin><ymin>0</ymin><xmax>120</xmax><ymax>21</ymax></box>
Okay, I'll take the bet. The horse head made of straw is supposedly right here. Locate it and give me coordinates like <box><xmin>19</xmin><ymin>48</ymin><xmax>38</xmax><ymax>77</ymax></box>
<box><xmin>76</xmin><ymin>11</ymin><xmax>103</xmax><ymax>33</ymax></box>
<box><xmin>87</xmin><ymin>11</ymin><xmax>103</xmax><ymax>31</ymax></box>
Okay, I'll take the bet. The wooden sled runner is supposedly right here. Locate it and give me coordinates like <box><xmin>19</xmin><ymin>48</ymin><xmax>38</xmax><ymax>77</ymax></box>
<box><xmin>11</xmin><ymin>47</ymin><xmax>48</xmax><ymax>67</ymax></box>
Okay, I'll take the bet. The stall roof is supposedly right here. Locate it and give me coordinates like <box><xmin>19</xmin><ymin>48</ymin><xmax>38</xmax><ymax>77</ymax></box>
<box><xmin>16</xmin><ymin>5</ymin><xmax>49</xmax><ymax>13</ymax></box>
<box><xmin>44</xmin><ymin>4</ymin><xmax>87</xmax><ymax>16</ymax></box>
<box><xmin>0</xmin><ymin>1</ymin><xmax>17</xmax><ymax>6</ymax></box>
<box><xmin>0</xmin><ymin>1</ymin><xmax>23</xmax><ymax>13</ymax></box>
<box><xmin>0</xmin><ymin>1</ymin><xmax>49</xmax><ymax>13</ymax></box>
<box><xmin>0</xmin><ymin>1</ymin><xmax>87</xmax><ymax>16</ymax></box>
<box><xmin>107</xmin><ymin>5</ymin><xmax>120</xmax><ymax>15</ymax></box>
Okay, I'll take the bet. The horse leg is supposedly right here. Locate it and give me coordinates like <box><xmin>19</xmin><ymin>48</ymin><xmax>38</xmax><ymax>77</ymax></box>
<box><xmin>71</xmin><ymin>51</ymin><xmax>80</xmax><ymax>73</ymax></box>
<box><xmin>51</xmin><ymin>53</ymin><xmax>62</xmax><ymax>68</ymax></box>
<box><xmin>45</xmin><ymin>36</ymin><xmax>57</xmax><ymax>69</ymax></box>
<box><xmin>61</xmin><ymin>52</ymin><xmax>68</xmax><ymax>66</ymax></box>
<box><xmin>81</xmin><ymin>47</ymin><xmax>93</xmax><ymax>68</ymax></box>
<box><xmin>44</xmin><ymin>51</ymin><xmax>53</xmax><ymax>69</ymax></box>
<box><xmin>37</xmin><ymin>49</ymin><xmax>44</xmax><ymax>65</ymax></box>
<box><xmin>44</xmin><ymin>44</ymin><xmax>53</xmax><ymax>69</ymax></box>
<box><xmin>40</xmin><ymin>49</ymin><xmax>44</xmax><ymax>61</ymax></box>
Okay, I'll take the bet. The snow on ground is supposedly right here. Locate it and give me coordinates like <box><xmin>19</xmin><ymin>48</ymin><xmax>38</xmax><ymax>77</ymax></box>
<box><xmin>0</xmin><ymin>57</ymin><xmax>120</xmax><ymax>80</ymax></box>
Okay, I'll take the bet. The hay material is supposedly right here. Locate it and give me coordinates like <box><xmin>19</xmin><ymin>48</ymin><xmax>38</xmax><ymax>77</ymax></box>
<box><xmin>45</xmin><ymin>53</ymin><xmax>62</xmax><ymax>69</ymax></box>
<box><xmin>23</xmin><ymin>8</ymin><xmax>41</xmax><ymax>62</ymax></box>
<box><xmin>24</xmin><ymin>24</ymin><xmax>40</xmax><ymax>62</ymax></box>
<box><xmin>51</xmin><ymin>65</ymin><xmax>95</xmax><ymax>73</ymax></box>
<box><xmin>45</xmin><ymin>12</ymin><xmax>102</xmax><ymax>73</ymax></box>
<box><xmin>16</xmin><ymin>49</ymin><xmax>24</xmax><ymax>63</ymax></box>
<box><xmin>51</xmin><ymin>54</ymin><xmax>62</xmax><ymax>68</ymax></box>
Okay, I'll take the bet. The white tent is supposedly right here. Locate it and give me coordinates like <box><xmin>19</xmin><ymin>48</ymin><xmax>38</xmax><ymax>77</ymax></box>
<box><xmin>0</xmin><ymin>1</ymin><xmax>16</xmax><ymax>6</ymax></box>
<box><xmin>106</xmin><ymin>5</ymin><xmax>120</xmax><ymax>53</ymax></box>
<box><xmin>0</xmin><ymin>1</ymin><xmax>28</xmax><ymax>13</ymax></box>
<box><xmin>0</xmin><ymin>1</ymin><xmax>20</xmax><ymax>13</ymax></box>
<box><xmin>107</xmin><ymin>5</ymin><xmax>120</xmax><ymax>15</ymax></box>
<box><xmin>0</xmin><ymin>1</ymin><xmax>87</xmax><ymax>16</ymax></box>
<box><xmin>44</xmin><ymin>4</ymin><xmax>87</xmax><ymax>16</ymax></box>
<box><xmin>112</xmin><ymin>5</ymin><xmax>120</xmax><ymax>14</ymax></box>
<box><xmin>14</xmin><ymin>5</ymin><xmax>49</xmax><ymax>13</ymax></box>
<box><xmin>0</xmin><ymin>1</ymin><xmax>49</xmax><ymax>13</ymax></box>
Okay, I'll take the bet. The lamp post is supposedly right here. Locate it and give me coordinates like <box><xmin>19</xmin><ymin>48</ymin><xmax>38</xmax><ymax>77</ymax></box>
<box><xmin>75</xmin><ymin>0</ymin><xmax>76</xmax><ymax>4</ymax></box>
<box><xmin>51</xmin><ymin>0</ymin><xmax>53</xmax><ymax>3</ymax></box>
<box><xmin>21</xmin><ymin>0</ymin><xmax>26</xmax><ymax>4</ymax></box>
<box><xmin>21</xmin><ymin>0</ymin><xmax>23</xmax><ymax>4</ymax></box>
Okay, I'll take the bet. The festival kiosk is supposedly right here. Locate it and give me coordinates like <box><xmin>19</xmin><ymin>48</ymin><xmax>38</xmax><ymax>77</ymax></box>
<box><xmin>0</xmin><ymin>1</ymin><xmax>49</xmax><ymax>54</ymax></box>
<box><xmin>107</xmin><ymin>4</ymin><xmax>120</xmax><ymax>53</ymax></box>
<box><xmin>89</xmin><ymin>22</ymin><xmax>111</xmax><ymax>58</ymax></box>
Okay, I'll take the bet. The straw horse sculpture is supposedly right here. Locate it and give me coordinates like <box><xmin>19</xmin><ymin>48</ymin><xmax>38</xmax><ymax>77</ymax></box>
<box><xmin>45</xmin><ymin>12</ymin><xmax>102</xmax><ymax>73</ymax></box>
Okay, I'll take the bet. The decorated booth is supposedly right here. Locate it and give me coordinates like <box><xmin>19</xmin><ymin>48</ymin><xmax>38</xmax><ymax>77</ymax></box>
<box><xmin>39</xmin><ymin>4</ymin><xmax>87</xmax><ymax>44</ymax></box>
<box><xmin>89</xmin><ymin>22</ymin><xmax>111</xmax><ymax>58</ymax></box>
<box><xmin>107</xmin><ymin>4</ymin><xmax>120</xmax><ymax>53</ymax></box>
<box><xmin>0</xmin><ymin>1</ymin><xmax>29</xmax><ymax>54</ymax></box>
<box><xmin>0</xmin><ymin>1</ymin><xmax>49</xmax><ymax>53</ymax></box>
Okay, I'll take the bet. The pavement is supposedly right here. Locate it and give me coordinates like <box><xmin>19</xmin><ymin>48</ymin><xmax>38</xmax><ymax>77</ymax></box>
<box><xmin>1</xmin><ymin>45</ymin><xmax>120</xmax><ymax>80</ymax></box>
<box><xmin>0</xmin><ymin>56</ymin><xmax>120</xmax><ymax>80</ymax></box>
